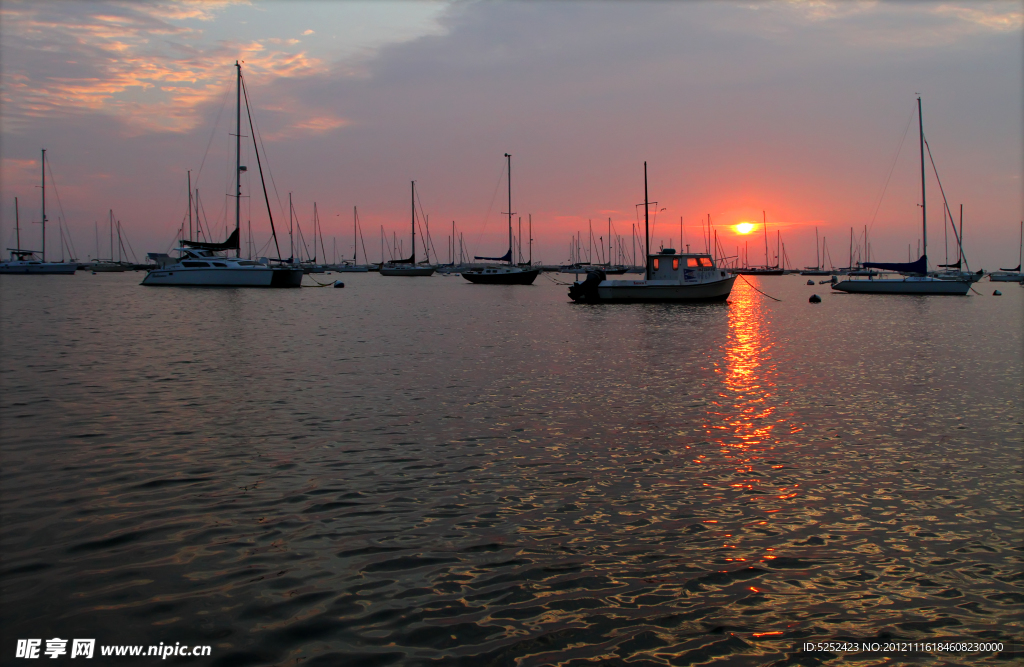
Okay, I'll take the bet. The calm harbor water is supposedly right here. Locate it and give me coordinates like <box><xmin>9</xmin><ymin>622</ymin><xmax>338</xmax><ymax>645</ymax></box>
<box><xmin>1</xmin><ymin>271</ymin><xmax>1021</xmax><ymax>666</ymax></box>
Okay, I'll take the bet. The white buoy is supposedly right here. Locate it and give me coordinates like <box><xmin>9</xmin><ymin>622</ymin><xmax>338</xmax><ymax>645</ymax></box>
<box><xmin>993</xmin><ymin>290</ymin><xmax>1001</xmax><ymax>296</ymax></box>
<box><xmin>809</xmin><ymin>294</ymin><xmax>822</xmax><ymax>303</ymax></box>
<box><xmin>334</xmin><ymin>281</ymin><xmax>345</xmax><ymax>288</ymax></box>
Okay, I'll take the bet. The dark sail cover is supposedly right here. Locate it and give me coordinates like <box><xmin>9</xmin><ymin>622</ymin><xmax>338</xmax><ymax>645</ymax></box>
<box><xmin>474</xmin><ymin>248</ymin><xmax>512</xmax><ymax>262</ymax></box>
<box><xmin>182</xmin><ymin>228</ymin><xmax>240</xmax><ymax>251</ymax></box>
<box><xmin>1000</xmin><ymin>264</ymin><xmax>1021</xmax><ymax>272</ymax></box>
<box><xmin>937</xmin><ymin>259</ymin><xmax>961</xmax><ymax>269</ymax></box>
<box><xmin>390</xmin><ymin>252</ymin><xmax>415</xmax><ymax>264</ymax></box>
<box><xmin>862</xmin><ymin>254</ymin><xmax>927</xmax><ymax>274</ymax></box>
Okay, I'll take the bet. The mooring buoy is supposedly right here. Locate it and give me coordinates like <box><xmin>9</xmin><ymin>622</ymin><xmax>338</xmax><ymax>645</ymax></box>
<box><xmin>993</xmin><ymin>290</ymin><xmax>1002</xmax><ymax>296</ymax></box>
<box><xmin>806</xmin><ymin>280</ymin><xmax>814</xmax><ymax>285</ymax></box>
<box><xmin>809</xmin><ymin>294</ymin><xmax>822</xmax><ymax>303</ymax></box>
<box><xmin>334</xmin><ymin>281</ymin><xmax>345</xmax><ymax>288</ymax></box>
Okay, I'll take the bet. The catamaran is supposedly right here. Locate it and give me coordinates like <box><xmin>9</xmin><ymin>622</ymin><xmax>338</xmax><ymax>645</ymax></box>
<box><xmin>569</xmin><ymin>162</ymin><xmax>735</xmax><ymax>302</ymax></box>
<box><xmin>142</xmin><ymin>62</ymin><xmax>302</xmax><ymax>288</ymax></box>
<box><xmin>832</xmin><ymin>97</ymin><xmax>971</xmax><ymax>296</ymax></box>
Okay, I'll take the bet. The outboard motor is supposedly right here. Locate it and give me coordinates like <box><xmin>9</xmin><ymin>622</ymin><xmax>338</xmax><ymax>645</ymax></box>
<box><xmin>568</xmin><ymin>269</ymin><xmax>606</xmax><ymax>303</ymax></box>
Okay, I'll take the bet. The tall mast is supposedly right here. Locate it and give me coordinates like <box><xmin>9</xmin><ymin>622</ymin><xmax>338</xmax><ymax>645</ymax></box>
<box><xmin>41</xmin><ymin>149</ymin><xmax>46</xmax><ymax>261</ymax></box>
<box><xmin>918</xmin><ymin>96</ymin><xmax>927</xmax><ymax>265</ymax></box>
<box><xmin>14</xmin><ymin>197</ymin><xmax>20</xmax><ymax>250</ymax></box>
<box><xmin>505</xmin><ymin>153</ymin><xmax>512</xmax><ymax>264</ymax></box>
<box><xmin>234</xmin><ymin>61</ymin><xmax>242</xmax><ymax>257</ymax></box>
<box><xmin>763</xmin><ymin>211</ymin><xmax>769</xmax><ymax>268</ymax></box>
<box><xmin>816</xmin><ymin>226</ymin><xmax>820</xmax><ymax>269</ymax></box>
<box><xmin>529</xmin><ymin>214</ymin><xmax>532</xmax><ymax>266</ymax></box>
<box><xmin>644</xmin><ymin>162</ymin><xmax>650</xmax><ymax>279</ymax></box>
<box><xmin>187</xmin><ymin>171</ymin><xmax>193</xmax><ymax>242</ymax></box>
<box><xmin>354</xmin><ymin>206</ymin><xmax>358</xmax><ymax>262</ymax></box>
<box><xmin>411</xmin><ymin>181</ymin><xmax>416</xmax><ymax>264</ymax></box>
<box><xmin>958</xmin><ymin>204</ymin><xmax>963</xmax><ymax>265</ymax></box>
<box><xmin>289</xmin><ymin>192</ymin><xmax>293</xmax><ymax>261</ymax></box>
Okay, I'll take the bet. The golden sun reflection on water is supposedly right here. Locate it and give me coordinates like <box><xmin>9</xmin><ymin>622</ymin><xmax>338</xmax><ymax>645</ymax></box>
<box><xmin>713</xmin><ymin>281</ymin><xmax>778</xmax><ymax>448</ymax></box>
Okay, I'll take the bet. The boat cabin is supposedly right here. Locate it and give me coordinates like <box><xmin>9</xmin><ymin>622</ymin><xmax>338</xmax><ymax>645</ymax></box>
<box><xmin>647</xmin><ymin>249</ymin><xmax>720</xmax><ymax>281</ymax></box>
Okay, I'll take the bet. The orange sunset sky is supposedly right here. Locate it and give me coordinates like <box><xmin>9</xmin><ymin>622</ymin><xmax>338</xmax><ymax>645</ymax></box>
<box><xmin>1</xmin><ymin>1</ymin><xmax>1021</xmax><ymax>268</ymax></box>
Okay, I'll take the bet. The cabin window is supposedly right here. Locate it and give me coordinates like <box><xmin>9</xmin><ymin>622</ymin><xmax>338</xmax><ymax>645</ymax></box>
<box><xmin>687</xmin><ymin>258</ymin><xmax>698</xmax><ymax>267</ymax></box>
<box><xmin>672</xmin><ymin>258</ymin><xmax>679</xmax><ymax>270</ymax></box>
<box><xmin>700</xmin><ymin>257</ymin><xmax>713</xmax><ymax>267</ymax></box>
<box><xmin>237</xmin><ymin>261</ymin><xmax>256</xmax><ymax>266</ymax></box>
<box><xmin>213</xmin><ymin>262</ymin><xmax>227</xmax><ymax>267</ymax></box>
<box><xmin>652</xmin><ymin>258</ymin><xmax>659</xmax><ymax>270</ymax></box>
<box><xmin>182</xmin><ymin>261</ymin><xmax>209</xmax><ymax>267</ymax></box>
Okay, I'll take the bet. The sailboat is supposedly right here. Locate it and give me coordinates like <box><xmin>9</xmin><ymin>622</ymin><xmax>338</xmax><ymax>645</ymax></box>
<box><xmin>832</xmin><ymin>97</ymin><xmax>971</xmax><ymax>295</ymax></box>
<box><xmin>0</xmin><ymin>151</ymin><xmax>77</xmax><ymax>275</ymax></box>
<box><xmin>988</xmin><ymin>221</ymin><xmax>1022</xmax><ymax>282</ymax></box>
<box><xmin>380</xmin><ymin>181</ymin><xmax>435</xmax><ymax>276</ymax></box>
<box><xmin>89</xmin><ymin>210</ymin><xmax>134</xmax><ymax>272</ymax></box>
<box><xmin>333</xmin><ymin>207</ymin><xmax>370</xmax><ymax>272</ymax></box>
<box><xmin>142</xmin><ymin>62</ymin><xmax>302</xmax><ymax>288</ymax></box>
<box><xmin>800</xmin><ymin>227</ymin><xmax>832</xmax><ymax>275</ymax></box>
<box><xmin>732</xmin><ymin>212</ymin><xmax>785</xmax><ymax>275</ymax></box>
<box><xmin>569</xmin><ymin>162</ymin><xmax>735</xmax><ymax>302</ymax></box>
<box><xmin>461</xmin><ymin>153</ymin><xmax>540</xmax><ymax>285</ymax></box>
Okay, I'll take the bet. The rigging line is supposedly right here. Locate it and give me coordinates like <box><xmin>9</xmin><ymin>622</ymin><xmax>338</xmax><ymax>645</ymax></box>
<box><xmin>357</xmin><ymin>211</ymin><xmax>370</xmax><ymax>267</ymax></box>
<box><xmin>867</xmin><ymin>103</ymin><xmax>916</xmax><ymax>236</ymax></box>
<box><xmin>44</xmin><ymin>158</ymin><xmax>79</xmax><ymax>259</ymax></box>
<box><xmin>413</xmin><ymin>187</ymin><xmax>439</xmax><ymax>262</ymax></box>
<box><xmin>120</xmin><ymin>223</ymin><xmax>139</xmax><ymax>263</ymax></box>
<box><xmin>737</xmin><ymin>274</ymin><xmax>782</xmax><ymax>301</ymax></box>
<box><xmin>245</xmin><ymin>91</ymin><xmax>285</xmax><ymax>222</ymax></box>
<box><xmin>474</xmin><ymin>160</ymin><xmax>507</xmax><ymax>250</ymax></box>
<box><xmin>195</xmin><ymin>77</ymin><xmax>232</xmax><ymax>182</ymax></box>
<box><xmin>924</xmin><ymin>137</ymin><xmax>969</xmax><ymax>269</ymax></box>
<box><xmin>415</xmin><ymin>206</ymin><xmax>438</xmax><ymax>263</ymax></box>
<box><xmin>317</xmin><ymin>207</ymin><xmax>327</xmax><ymax>262</ymax></box>
<box><xmin>240</xmin><ymin>74</ymin><xmax>282</xmax><ymax>259</ymax></box>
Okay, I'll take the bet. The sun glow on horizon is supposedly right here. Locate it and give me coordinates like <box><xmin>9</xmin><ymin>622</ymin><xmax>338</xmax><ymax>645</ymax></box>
<box><xmin>734</xmin><ymin>222</ymin><xmax>756</xmax><ymax>235</ymax></box>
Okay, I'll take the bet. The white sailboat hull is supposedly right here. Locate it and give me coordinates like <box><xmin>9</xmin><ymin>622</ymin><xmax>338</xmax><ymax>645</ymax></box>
<box><xmin>141</xmin><ymin>266</ymin><xmax>303</xmax><ymax>287</ymax></box>
<box><xmin>989</xmin><ymin>272</ymin><xmax>1023</xmax><ymax>282</ymax></box>
<box><xmin>0</xmin><ymin>261</ymin><xmax>77</xmax><ymax>274</ymax></box>
<box><xmin>832</xmin><ymin>276</ymin><xmax>970</xmax><ymax>295</ymax></box>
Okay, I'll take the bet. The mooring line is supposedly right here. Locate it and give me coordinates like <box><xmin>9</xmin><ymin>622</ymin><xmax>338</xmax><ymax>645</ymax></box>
<box><xmin>737</xmin><ymin>274</ymin><xmax>783</xmax><ymax>301</ymax></box>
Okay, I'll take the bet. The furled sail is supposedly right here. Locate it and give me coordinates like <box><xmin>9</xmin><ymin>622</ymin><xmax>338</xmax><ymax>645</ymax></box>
<box><xmin>937</xmin><ymin>259</ymin><xmax>961</xmax><ymax>269</ymax></box>
<box><xmin>182</xmin><ymin>228</ymin><xmax>240</xmax><ymax>251</ymax></box>
<box><xmin>1000</xmin><ymin>263</ymin><xmax>1021</xmax><ymax>272</ymax></box>
<box><xmin>474</xmin><ymin>248</ymin><xmax>512</xmax><ymax>262</ymax></box>
<box><xmin>862</xmin><ymin>255</ymin><xmax>927</xmax><ymax>274</ymax></box>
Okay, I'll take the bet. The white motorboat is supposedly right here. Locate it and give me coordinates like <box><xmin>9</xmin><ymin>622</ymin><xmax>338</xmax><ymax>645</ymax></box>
<box><xmin>569</xmin><ymin>162</ymin><xmax>735</xmax><ymax>303</ymax></box>
<box><xmin>834</xmin><ymin>97</ymin><xmax>972</xmax><ymax>296</ymax></box>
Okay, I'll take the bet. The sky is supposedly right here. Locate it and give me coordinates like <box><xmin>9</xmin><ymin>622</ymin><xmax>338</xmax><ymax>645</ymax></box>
<box><xmin>1</xmin><ymin>0</ymin><xmax>1021</xmax><ymax>269</ymax></box>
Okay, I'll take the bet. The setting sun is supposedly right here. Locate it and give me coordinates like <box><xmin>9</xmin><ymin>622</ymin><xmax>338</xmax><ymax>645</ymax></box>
<box><xmin>734</xmin><ymin>222</ymin><xmax>756</xmax><ymax>235</ymax></box>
